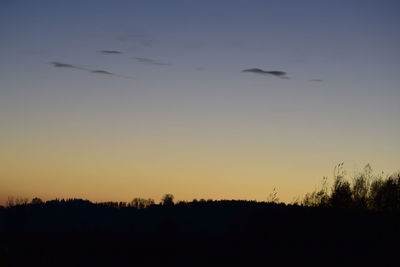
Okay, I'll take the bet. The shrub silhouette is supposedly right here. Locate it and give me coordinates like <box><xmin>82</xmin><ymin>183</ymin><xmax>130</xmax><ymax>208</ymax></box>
<box><xmin>352</xmin><ymin>165</ymin><xmax>371</xmax><ymax>209</ymax></box>
<box><xmin>302</xmin><ymin>177</ymin><xmax>329</xmax><ymax>207</ymax></box>
<box><xmin>330</xmin><ymin>176</ymin><xmax>353</xmax><ymax>208</ymax></box>
<box><xmin>369</xmin><ymin>173</ymin><xmax>400</xmax><ymax>211</ymax></box>
<box><xmin>31</xmin><ymin>197</ymin><xmax>44</xmax><ymax>205</ymax></box>
<box><xmin>161</xmin><ymin>194</ymin><xmax>174</xmax><ymax>206</ymax></box>
<box><xmin>302</xmin><ymin>163</ymin><xmax>400</xmax><ymax>211</ymax></box>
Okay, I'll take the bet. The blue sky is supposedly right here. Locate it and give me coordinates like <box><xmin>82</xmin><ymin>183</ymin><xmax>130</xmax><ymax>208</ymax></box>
<box><xmin>1</xmin><ymin>0</ymin><xmax>399</xmax><ymax>203</ymax></box>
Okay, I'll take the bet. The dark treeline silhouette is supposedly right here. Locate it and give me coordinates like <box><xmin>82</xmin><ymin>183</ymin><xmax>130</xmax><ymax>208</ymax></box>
<box><xmin>1</xmin><ymin>166</ymin><xmax>400</xmax><ymax>266</ymax></box>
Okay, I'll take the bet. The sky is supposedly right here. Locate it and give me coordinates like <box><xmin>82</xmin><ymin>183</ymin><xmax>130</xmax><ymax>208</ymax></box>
<box><xmin>1</xmin><ymin>0</ymin><xmax>399</xmax><ymax>204</ymax></box>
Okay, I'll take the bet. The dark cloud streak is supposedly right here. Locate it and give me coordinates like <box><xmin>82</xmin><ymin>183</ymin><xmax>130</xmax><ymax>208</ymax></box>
<box><xmin>50</xmin><ymin>62</ymin><xmax>132</xmax><ymax>79</ymax></box>
<box><xmin>242</xmin><ymin>68</ymin><xmax>288</xmax><ymax>78</ymax></box>
<box><xmin>50</xmin><ymin>62</ymin><xmax>88</xmax><ymax>70</ymax></box>
<box><xmin>99</xmin><ymin>50</ymin><xmax>123</xmax><ymax>54</ymax></box>
<box><xmin>91</xmin><ymin>70</ymin><xmax>114</xmax><ymax>75</ymax></box>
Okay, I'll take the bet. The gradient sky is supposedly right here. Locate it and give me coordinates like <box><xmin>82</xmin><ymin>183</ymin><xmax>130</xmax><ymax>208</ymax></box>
<box><xmin>1</xmin><ymin>0</ymin><xmax>399</xmax><ymax>204</ymax></box>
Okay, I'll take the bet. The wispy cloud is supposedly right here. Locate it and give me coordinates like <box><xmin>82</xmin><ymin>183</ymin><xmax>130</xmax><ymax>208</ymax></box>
<box><xmin>242</xmin><ymin>68</ymin><xmax>288</xmax><ymax>79</ymax></box>
<box><xmin>91</xmin><ymin>70</ymin><xmax>114</xmax><ymax>75</ymax></box>
<box><xmin>50</xmin><ymin>61</ymin><xmax>132</xmax><ymax>79</ymax></box>
<box><xmin>91</xmin><ymin>70</ymin><xmax>133</xmax><ymax>79</ymax></box>
<box><xmin>135</xmin><ymin>57</ymin><xmax>171</xmax><ymax>66</ymax></box>
<box><xmin>50</xmin><ymin>62</ymin><xmax>88</xmax><ymax>70</ymax></box>
<box><xmin>99</xmin><ymin>50</ymin><xmax>123</xmax><ymax>54</ymax></box>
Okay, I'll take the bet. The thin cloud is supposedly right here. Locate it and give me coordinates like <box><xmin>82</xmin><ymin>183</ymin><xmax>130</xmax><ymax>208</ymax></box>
<box><xmin>91</xmin><ymin>70</ymin><xmax>114</xmax><ymax>75</ymax></box>
<box><xmin>50</xmin><ymin>62</ymin><xmax>87</xmax><ymax>70</ymax></box>
<box><xmin>135</xmin><ymin>57</ymin><xmax>171</xmax><ymax>66</ymax></box>
<box><xmin>242</xmin><ymin>68</ymin><xmax>288</xmax><ymax>78</ymax></box>
<box><xmin>50</xmin><ymin>62</ymin><xmax>132</xmax><ymax>79</ymax></box>
<box><xmin>91</xmin><ymin>70</ymin><xmax>133</xmax><ymax>79</ymax></box>
<box><xmin>99</xmin><ymin>50</ymin><xmax>123</xmax><ymax>54</ymax></box>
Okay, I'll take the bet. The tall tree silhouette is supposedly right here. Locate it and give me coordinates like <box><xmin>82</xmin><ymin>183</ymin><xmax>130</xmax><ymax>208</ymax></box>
<box><xmin>161</xmin><ymin>194</ymin><xmax>174</xmax><ymax>206</ymax></box>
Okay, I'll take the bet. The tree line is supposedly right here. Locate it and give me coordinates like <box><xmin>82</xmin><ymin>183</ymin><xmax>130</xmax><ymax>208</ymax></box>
<box><xmin>2</xmin><ymin>164</ymin><xmax>399</xmax><ymax>212</ymax></box>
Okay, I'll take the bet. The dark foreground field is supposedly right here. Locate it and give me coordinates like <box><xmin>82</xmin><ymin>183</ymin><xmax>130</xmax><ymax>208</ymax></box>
<box><xmin>1</xmin><ymin>200</ymin><xmax>399</xmax><ymax>266</ymax></box>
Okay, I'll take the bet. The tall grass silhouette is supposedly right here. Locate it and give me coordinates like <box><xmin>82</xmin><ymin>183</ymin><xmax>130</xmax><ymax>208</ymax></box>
<box><xmin>302</xmin><ymin>163</ymin><xmax>400</xmax><ymax>211</ymax></box>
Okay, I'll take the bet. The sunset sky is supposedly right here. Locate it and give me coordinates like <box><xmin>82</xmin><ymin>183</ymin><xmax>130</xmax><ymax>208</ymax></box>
<box><xmin>1</xmin><ymin>0</ymin><xmax>399</xmax><ymax>204</ymax></box>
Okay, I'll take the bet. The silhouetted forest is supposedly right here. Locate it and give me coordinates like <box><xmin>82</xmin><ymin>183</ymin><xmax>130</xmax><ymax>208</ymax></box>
<box><xmin>1</xmin><ymin>165</ymin><xmax>399</xmax><ymax>266</ymax></box>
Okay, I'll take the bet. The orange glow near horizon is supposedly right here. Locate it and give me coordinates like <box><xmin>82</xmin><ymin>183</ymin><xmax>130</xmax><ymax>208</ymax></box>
<box><xmin>1</xmin><ymin>1</ymin><xmax>399</xmax><ymax>206</ymax></box>
<box><xmin>1</xmin><ymin>120</ymin><xmax>398</xmax><ymax>205</ymax></box>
